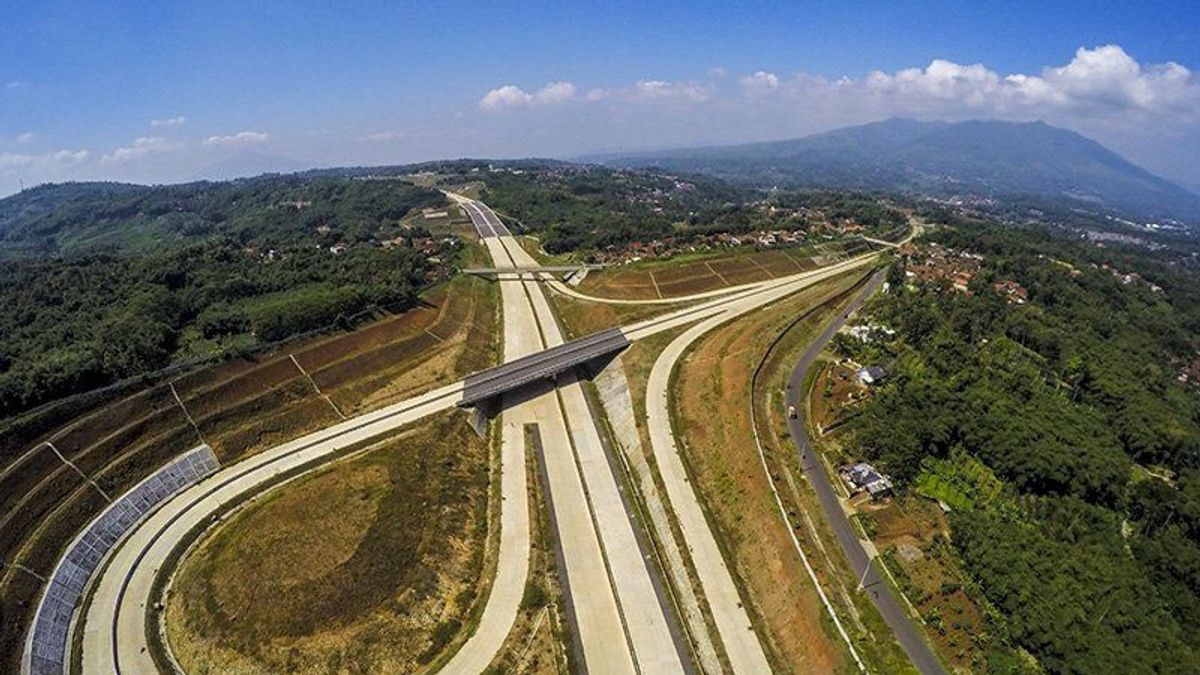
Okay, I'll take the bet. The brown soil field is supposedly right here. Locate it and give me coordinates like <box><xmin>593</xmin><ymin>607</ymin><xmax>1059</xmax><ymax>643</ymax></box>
<box><xmin>179</xmin><ymin>357</ymin><xmax>301</xmax><ymax>420</ymax></box>
<box><xmin>706</xmin><ymin>257</ymin><xmax>773</xmax><ymax>286</ymax></box>
<box><xmin>550</xmin><ymin>294</ymin><xmax>675</xmax><ymax>340</ymax></box>
<box><xmin>166</xmin><ymin>412</ymin><xmax>490</xmax><ymax>674</ymax></box>
<box><xmin>578</xmin><ymin>248</ymin><xmax>811</xmax><ymax>301</ymax></box>
<box><xmin>869</xmin><ymin>497</ymin><xmax>989</xmax><ymax>671</ymax></box>
<box><xmin>755</xmin><ymin>250</ymin><xmax>808</xmax><ymax>276</ymax></box>
<box><xmin>674</xmin><ymin>275</ymin><xmax>865</xmax><ymax>674</ymax></box>
<box><xmin>576</xmin><ymin>272</ymin><xmax>661</xmax><ymax>301</ymax></box>
<box><xmin>811</xmin><ymin>363</ymin><xmax>868</xmax><ymax>431</ymax></box>
<box><xmin>653</xmin><ymin>274</ymin><xmax>725</xmax><ymax>297</ymax></box>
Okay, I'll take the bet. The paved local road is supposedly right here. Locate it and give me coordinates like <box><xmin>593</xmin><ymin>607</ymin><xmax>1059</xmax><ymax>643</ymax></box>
<box><xmin>782</xmin><ymin>272</ymin><xmax>949</xmax><ymax>675</ymax></box>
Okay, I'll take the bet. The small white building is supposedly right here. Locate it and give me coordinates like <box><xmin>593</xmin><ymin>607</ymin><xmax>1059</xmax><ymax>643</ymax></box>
<box><xmin>843</xmin><ymin>462</ymin><xmax>894</xmax><ymax>500</ymax></box>
<box><xmin>857</xmin><ymin>366</ymin><xmax>886</xmax><ymax>386</ymax></box>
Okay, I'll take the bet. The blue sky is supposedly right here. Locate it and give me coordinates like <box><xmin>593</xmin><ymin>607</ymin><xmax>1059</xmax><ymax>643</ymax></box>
<box><xmin>3</xmin><ymin>1</ymin><xmax>1199</xmax><ymax>195</ymax></box>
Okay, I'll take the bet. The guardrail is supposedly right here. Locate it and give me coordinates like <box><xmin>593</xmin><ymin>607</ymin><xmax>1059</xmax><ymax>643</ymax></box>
<box><xmin>23</xmin><ymin>445</ymin><xmax>220</xmax><ymax>675</ymax></box>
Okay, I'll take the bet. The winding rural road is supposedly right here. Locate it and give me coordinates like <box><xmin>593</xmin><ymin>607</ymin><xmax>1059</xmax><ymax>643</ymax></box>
<box><xmin>68</xmin><ymin>195</ymin><xmax>892</xmax><ymax>675</ymax></box>
<box><xmin>783</xmin><ymin>275</ymin><xmax>949</xmax><ymax>675</ymax></box>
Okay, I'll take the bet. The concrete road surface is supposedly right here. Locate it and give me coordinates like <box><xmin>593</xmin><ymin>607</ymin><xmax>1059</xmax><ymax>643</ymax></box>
<box><xmin>782</xmin><ymin>272</ymin><xmax>949</xmax><ymax>675</ymax></box>
<box><xmin>642</xmin><ymin>255</ymin><xmax>881</xmax><ymax>674</ymax></box>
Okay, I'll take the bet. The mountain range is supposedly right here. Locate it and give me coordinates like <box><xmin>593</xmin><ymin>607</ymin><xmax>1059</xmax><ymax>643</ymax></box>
<box><xmin>590</xmin><ymin>118</ymin><xmax>1200</xmax><ymax>225</ymax></box>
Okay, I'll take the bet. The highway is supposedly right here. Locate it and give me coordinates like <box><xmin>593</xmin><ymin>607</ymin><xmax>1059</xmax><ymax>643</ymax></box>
<box><xmin>80</xmin><ymin>381</ymin><xmax>467</xmax><ymax>674</ymax></box>
<box><xmin>782</xmin><ymin>276</ymin><xmax>949</xmax><ymax>675</ymax></box>
<box><xmin>69</xmin><ymin>195</ymin><xmax>887</xmax><ymax>675</ymax></box>
<box><xmin>459</xmin><ymin>196</ymin><xmax>687</xmax><ymax>674</ymax></box>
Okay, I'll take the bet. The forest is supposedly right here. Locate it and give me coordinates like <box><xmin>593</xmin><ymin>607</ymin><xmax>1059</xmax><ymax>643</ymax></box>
<box><xmin>0</xmin><ymin>176</ymin><xmax>447</xmax><ymax>418</ymax></box>
<box><xmin>475</xmin><ymin>164</ymin><xmax>910</xmax><ymax>252</ymax></box>
<box><xmin>845</xmin><ymin>216</ymin><xmax>1200</xmax><ymax>673</ymax></box>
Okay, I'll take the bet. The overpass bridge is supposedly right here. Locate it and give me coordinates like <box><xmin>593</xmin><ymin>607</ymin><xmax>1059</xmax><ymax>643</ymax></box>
<box><xmin>459</xmin><ymin>328</ymin><xmax>629</xmax><ymax>407</ymax></box>
<box><xmin>463</xmin><ymin>264</ymin><xmax>609</xmax><ymax>278</ymax></box>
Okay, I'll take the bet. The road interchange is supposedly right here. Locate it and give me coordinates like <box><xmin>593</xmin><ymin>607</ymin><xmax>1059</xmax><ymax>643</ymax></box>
<box><xmin>68</xmin><ymin>196</ymin><xmax>886</xmax><ymax>675</ymax></box>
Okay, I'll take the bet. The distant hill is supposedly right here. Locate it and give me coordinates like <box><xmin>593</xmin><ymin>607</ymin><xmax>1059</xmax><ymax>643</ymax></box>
<box><xmin>0</xmin><ymin>173</ymin><xmax>445</xmax><ymax>257</ymax></box>
<box><xmin>591</xmin><ymin>119</ymin><xmax>1200</xmax><ymax>225</ymax></box>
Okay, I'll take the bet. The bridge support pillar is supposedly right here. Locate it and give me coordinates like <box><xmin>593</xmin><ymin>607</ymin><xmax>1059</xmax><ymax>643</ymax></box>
<box><xmin>467</xmin><ymin>397</ymin><xmax>497</xmax><ymax>438</ymax></box>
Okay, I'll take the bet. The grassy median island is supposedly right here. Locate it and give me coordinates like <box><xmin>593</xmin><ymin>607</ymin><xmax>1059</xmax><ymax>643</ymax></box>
<box><xmin>165</xmin><ymin>411</ymin><xmax>489</xmax><ymax>673</ymax></box>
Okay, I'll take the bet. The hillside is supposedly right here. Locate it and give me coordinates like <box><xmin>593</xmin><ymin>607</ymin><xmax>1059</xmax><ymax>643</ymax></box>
<box><xmin>593</xmin><ymin>119</ymin><xmax>1200</xmax><ymax>226</ymax></box>
<box><xmin>0</xmin><ymin>174</ymin><xmax>447</xmax><ymax>257</ymax></box>
<box><xmin>0</xmin><ymin>174</ymin><xmax>452</xmax><ymax>418</ymax></box>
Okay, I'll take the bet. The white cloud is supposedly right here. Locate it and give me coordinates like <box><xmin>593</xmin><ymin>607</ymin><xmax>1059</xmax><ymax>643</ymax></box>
<box><xmin>5</xmin><ymin>81</ymin><xmax>28</xmax><ymax>90</ymax></box>
<box><xmin>480</xmin><ymin>85</ymin><xmax>533</xmax><ymax>110</ymax></box>
<box><xmin>7</xmin><ymin>132</ymin><xmax>36</xmax><ymax>144</ymax></box>
<box><xmin>535</xmin><ymin>81</ymin><xmax>577</xmax><ymax>104</ymax></box>
<box><xmin>856</xmin><ymin>45</ymin><xmax>1196</xmax><ymax>115</ymax></box>
<box><xmin>480</xmin><ymin>81</ymin><xmax>580</xmax><ymax>110</ymax></box>
<box><xmin>365</xmin><ymin>130</ymin><xmax>408</xmax><ymax>142</ymax></box>
<box><xmin>0</xmin><ymin>148</ymin><xmax>89</xmax><ymax>171</ymax></box>
<box><xmin>203</xmin><ymin>130</ymin><xmax>269</xmax><ymax>146</ymax></box>
<box><xmin>150</xmin><ymin>115</ymin><xmax>187</xmax><ymax>128</ymax></box>
<box><xmin>101</xmin><ymin>136</ymin><xmax>183</xmax><ymax>164</ymax></box>
<box><xmin>740</xmin><ymin>70</ymin><xmax>780</xmax><ymax>91</ymax></box>
<box><xmin>631</xmin><ymin>79</ymin><xmax>712</xmax><ymax>102</ymax></box>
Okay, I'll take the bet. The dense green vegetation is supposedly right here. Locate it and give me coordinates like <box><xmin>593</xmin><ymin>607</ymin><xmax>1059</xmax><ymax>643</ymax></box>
<box><xmin>844</xmin><ymin>219</ymin><xmax>1200</xmax><ymax>672</ymax></box>
<box><xmin>0</xmin><ymin>175</ymin><xmax>444</xmax><ymax>256</ymax></box>
<box><xmin>477</xmin><ymin>165</ymin><xmax>747</xmax><ymax>252</ymax></box>
<box><xmin>0</xmin><ymin>176</ymin><xmax>447</xmax><ymax>418</ymax></box>
<box><xmin>475</xmin><ymin>164</ymin><xmax>908</xmax><ymax>252</ymax></box>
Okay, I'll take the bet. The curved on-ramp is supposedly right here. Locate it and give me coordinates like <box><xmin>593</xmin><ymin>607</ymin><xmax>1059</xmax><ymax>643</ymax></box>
<box><xmin>642</xmin><ymin>254</ymin><xmax>881</xmax><ymax>673</ymax></box>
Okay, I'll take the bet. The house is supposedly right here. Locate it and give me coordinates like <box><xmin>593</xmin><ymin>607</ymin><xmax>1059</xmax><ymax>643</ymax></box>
<box><xmin>843</xmin><ymin>462</ymin><xmax>894</xmax><ymax>500</ymax></box>
<box><xmin>857</xmin><ymin>366</ymin><xmax>886</xmax><ymax>386</ymax></box>
<box><xmin>992</xmin><ymin>279</ymin><xmax>1028</xmax><ymax>304</ymax></box>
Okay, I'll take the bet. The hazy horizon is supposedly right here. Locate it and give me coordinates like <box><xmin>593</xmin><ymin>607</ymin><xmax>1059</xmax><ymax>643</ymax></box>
<box><xmin>3</xmin><ymin>1</ymin><xmax>1199</xmax><ymax>197</ymax></box>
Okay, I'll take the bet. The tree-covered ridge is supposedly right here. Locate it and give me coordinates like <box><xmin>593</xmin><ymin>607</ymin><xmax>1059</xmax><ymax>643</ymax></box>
<box><xmin>846</xmin><ymin>221</ymin><xmax>1200</xmax><ymax>673</ymax></box>
<box><xmin>0</xmin><ymin>176</ymin><xmax>449</xmax><ymax>418</ymax></box>
<box><xmin>475</xmin><ymin>164</ymin><xmax>909</xmax><ymax>253</ymax></box>
<box><xmin>0</xmin><ymin>175</ymin><xmax>446</xmax><ymax>256</ymax></box>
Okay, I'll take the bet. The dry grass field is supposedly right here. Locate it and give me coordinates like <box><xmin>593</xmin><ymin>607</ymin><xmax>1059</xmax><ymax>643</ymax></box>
<box><xmin>672</xmin><ymin>273</ymin><xmax>867</xmax><ymax>674</ymax></box>
<box><xmin>576</xmin><ymin>245</ymin><xmax>845</xmax><ymax>300</ymax></box>
<box><xmin>165</xmin><ymin>411</ymin><xmax>490</xmax><ymax>674</ymax></box>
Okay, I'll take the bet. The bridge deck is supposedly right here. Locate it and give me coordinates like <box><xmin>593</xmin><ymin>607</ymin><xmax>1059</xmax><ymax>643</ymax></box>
<box><xmin>459</xmin><ymin>328</ymin><xmax>629</xmax><ymax>407</ymax></box>
<box><xmin>463</xmin><ymin>264</ymin><xmax>608</xmax><ymax>275</ymax></box>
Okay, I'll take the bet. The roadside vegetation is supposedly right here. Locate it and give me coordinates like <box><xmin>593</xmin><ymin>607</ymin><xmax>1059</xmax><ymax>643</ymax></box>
<box><xmin>835</xmin><ymin>216</ymin><xmax>1200</xmax><ymax>673</ymax></box>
